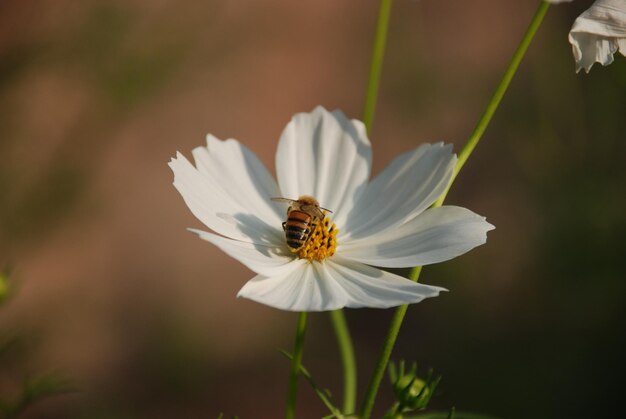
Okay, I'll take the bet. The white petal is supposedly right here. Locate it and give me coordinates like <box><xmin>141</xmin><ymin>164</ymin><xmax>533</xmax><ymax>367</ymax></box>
<box><xmin>169</xmin><ymin>140</ymin><xmax>284</xmax><ymax>244</ymax></box>
<box><xmin>192</xmin><ymin>135</ymin><xmax>285</xmax><ymax>227</ymax></box>
<box><xmin>325</xmin><ymin>258</ymin><xmax>446</xmax><ymax>309</ymax></box>
<box><xmin>339</xmin><ymin>143</ymin><xmax>456</xmax><ymax>241</ymax></box>
<box><xmin>570</xmin><ymin>33</ymin><xmax>619</xmax><ymax>73</ymax></box>
<box><xmin>568</xmin><ymin>0</ymin><xmax>626</xmax><ymax>73</ymax></box>
<box><xmin>237</xmin><ymin>257</ymin><xmax>445</xmax><ymax>312</ymax></box>
<box><xmin>190</xmin><ymin>229</ymin><xmax>303</xmax><ymax>276</ymax></box>
<box><xmin>275</xmin><ymin>106</ymin><xmax>372</xmax><ymax>220</ymax></box>
<box><xmin>618</xmin><ymin>37</ymin><xmax>626</xmax><ymax>55</ymax></box>
<box><xmin>237</xmin><ymin>262</ymin><xmax>347</xmax><ymax>311</ymax></box>
<box><xmin>547</xmin><ymin>0</ymin><xmax>573</xmax><ymax>3</ymax></box>
<box><xmin>340</xmin><ymin>206</ymin><xmax>494</xmax><ymax>268</ymax></box>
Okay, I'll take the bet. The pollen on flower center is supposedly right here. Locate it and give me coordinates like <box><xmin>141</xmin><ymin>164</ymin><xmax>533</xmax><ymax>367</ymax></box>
<box><xmin>295</xmin><ymin>216</ymin><xmax>338</xmax><ymax>262</ymax></box>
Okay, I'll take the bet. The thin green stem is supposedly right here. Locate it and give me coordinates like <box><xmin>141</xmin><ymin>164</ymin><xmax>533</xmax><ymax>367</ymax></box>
<box><xmin>359</xmin><ymin>267</ymin><xmax>420</xmax><ymax>419</ymax></box>
<box><xmin>383</xmin><ymin>401</ymin><xmax>403</xmax><ymax>419</ymax></box>
<box><xmin>285</xmin><ymin>312</ymin><xmax>308</xmax><ymax>419</ymax></box>
<box><xmin>330</xmin><ymin>309</ymin><xmax>357</xmax><ymax>414</ymax></box>
<box><xmin>434</xmin><ymin>0</ymin><xmax>551</xmax><ymax>207</ymax></box>
<box><xmin>325</xmin><ymin>1</ymin><xmax>395</xmax><ymax>416</ymax></box>
<box><xmin>362</xmin><ymin>0</ymin><xmax>393</xmax><ymax>133</ymax></box>
<box><xmin>360</xmin><ymin>2</ymin><xmax>552</xmax><ymax>417</ymax></box>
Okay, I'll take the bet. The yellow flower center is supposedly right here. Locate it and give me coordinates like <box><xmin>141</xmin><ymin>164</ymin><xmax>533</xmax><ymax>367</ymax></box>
<box><xmin>295</xmin><ymin>216</ymin><xmax>338</xmax><ymax>262</ymax></box>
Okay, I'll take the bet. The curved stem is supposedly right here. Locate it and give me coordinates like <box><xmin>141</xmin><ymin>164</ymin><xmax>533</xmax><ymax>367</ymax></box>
<box><xmin>362</xmin><ymin>0</ymin><xmax>393</xmax><ymax>133</ymax></box>
<box><xmin>360</xmin><ymin>2</ymin><xmax>552</xmax><ymax>417</ymax></box>
<box><xmin>330</xmin><ymin>309</ymin><xmax>357</xmax><ymax>414</ymax></box>
<box><xmin>285</xmin><ymin>312</ymin><xmax>308</xmax><ymax>419</ymax></box>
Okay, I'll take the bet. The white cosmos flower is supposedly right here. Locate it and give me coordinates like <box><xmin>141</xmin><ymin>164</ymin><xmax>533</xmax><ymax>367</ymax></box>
<box><xmin>568</xmin><ymin>0</ymin><xmax>626</xmax><ymax>73</ymax></box>
<box><xmin>169</xmin><ymin>106</ymin><xmax>494</xmax><ymax>312</ymax></box>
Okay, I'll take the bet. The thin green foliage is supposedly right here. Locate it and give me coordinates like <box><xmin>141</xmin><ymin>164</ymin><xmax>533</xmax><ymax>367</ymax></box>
<box><xmin>279</xmin><ymin>349</ymin><xmax>344</xmax><ymax>418</ymax></box>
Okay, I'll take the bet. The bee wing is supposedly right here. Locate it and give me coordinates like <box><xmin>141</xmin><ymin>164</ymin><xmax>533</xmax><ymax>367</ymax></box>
<box><xmin>271</xmin><ymin>197</ymin><xmax>297</xmax><ymax>204</ymax></box>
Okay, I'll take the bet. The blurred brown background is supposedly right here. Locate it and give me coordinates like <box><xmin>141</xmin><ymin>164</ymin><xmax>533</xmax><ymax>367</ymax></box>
<box><xmin>1</xmin><ymin>0</ymin><xmax>625</xmax><ymax>418</ymax></box>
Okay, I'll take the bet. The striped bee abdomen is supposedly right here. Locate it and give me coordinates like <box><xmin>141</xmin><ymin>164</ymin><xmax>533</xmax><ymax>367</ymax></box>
<box><xmin>284</xmin><ymin>210</ymin><xmax>313</xmax><ymax>250</ymax></box>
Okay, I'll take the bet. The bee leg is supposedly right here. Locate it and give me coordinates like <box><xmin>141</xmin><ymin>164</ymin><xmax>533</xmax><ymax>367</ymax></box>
<box><xmin>282</xmin><ymin>221</ymin><xmax>286</xmax><ymax>231</ymax></box>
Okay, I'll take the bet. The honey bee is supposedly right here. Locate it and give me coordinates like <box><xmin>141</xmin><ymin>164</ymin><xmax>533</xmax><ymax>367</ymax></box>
<box><xmin>271</xmin><ymin>195</ymin><xmax>332</xmax><ymax>251</ymax></box>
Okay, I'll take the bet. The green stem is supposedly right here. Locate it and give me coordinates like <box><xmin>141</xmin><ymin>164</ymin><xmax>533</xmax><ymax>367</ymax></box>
<box><xmin>434</xmin><ymin>0</ymin><xmax>551</xmax><ymax>207</ymax></box>
<box><xmin>360</xmin><ymin>2</ymin><xmax>551</xmax><ymax>417</ymax></box>
<box><xmin>325</xmin><ymin>1</ymin><xmax>396</xmax><ymax>416</ymax></box>
<box><xmin>362</xmin><ymin>0</ymin><xmax>393</xmax><ymax>133</ymax></box>
<box><xmin>285</xmin><ymin>312</ymin><xmax>308</xmax><ymax>419</ymax></box>
<box><xmin>359</xmin><ymin>267</ymin><xmax>420</xmax><ymax>419</ymax></box>
<box><xmin>383</xmin><ymin>401</ymin><xmax>403</xmax><ymax>419</ymax></box>
<box><xmin>330</xmin><ymin>309</ymin><xmax>357</xmax><ymax>414</ymax></box>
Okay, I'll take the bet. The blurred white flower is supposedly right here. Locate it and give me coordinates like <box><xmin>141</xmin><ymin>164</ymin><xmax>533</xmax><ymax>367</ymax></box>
<box><xmin>169</xmin><ymin>107</ymin><xmax>494</xmax><ymax>312</ymax></box>
<box><xmin>568</xmin><ymin>0</ymin><xmax>626</xmax><ymax>73</ymax></box>
<box><xmin>547</xmin><ymin>0</ymin><xmax>574</xmax><ymax>3</ymax></box>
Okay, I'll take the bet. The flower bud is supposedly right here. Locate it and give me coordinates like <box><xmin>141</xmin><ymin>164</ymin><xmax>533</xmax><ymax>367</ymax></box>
<box><xmin>389</xmin><ymin>361</ymin><xmax>440</xmax><ymax>412</ymax></box>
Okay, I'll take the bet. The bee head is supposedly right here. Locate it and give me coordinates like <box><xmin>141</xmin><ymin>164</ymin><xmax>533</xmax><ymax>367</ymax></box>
<box><xmin>297</xmin><ymin>195</ymin><xmax>320</xmax><ymax>207</ymax></box>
